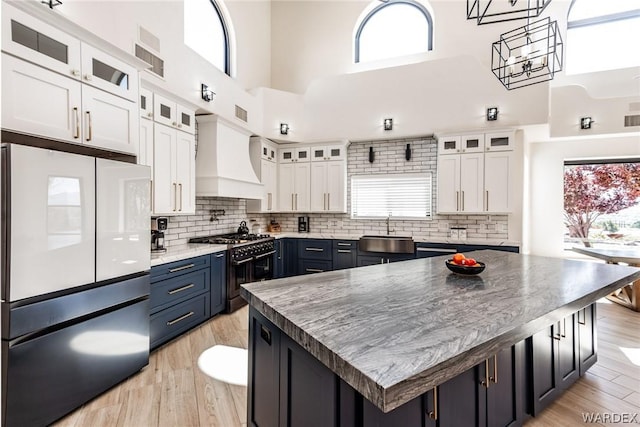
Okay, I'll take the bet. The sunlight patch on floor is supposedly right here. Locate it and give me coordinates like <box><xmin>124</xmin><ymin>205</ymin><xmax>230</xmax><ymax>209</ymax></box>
<box><xmin>198</xmin><ymin>345</ymin><xmax>248</xmax><ymax>386</ymax></box>
<box><xmin>619</xmin><ymin>347</ymin><xmax>640</xmax><ymax>367</ymax></box>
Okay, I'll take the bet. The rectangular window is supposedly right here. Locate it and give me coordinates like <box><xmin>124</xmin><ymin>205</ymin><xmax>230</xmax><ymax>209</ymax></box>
<box><xmin>563</xmin><ymin>159</ymin><xmax>640</xmax><ymax>249</ymax></box>
<box><xmin>351</xmin><ymin>173</ymin><xmax>432</xmax><ymax>219</ymax></box>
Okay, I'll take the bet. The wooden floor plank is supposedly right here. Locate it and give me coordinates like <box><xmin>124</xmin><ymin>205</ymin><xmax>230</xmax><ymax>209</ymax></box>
<box><xmin>158</xmin><ymin>367</ymin><xmax>200</xmax><ymax>427</ymax></box>
<box><xmin>52</xmin><ymin>300</ymin><xmax>638</xmax><ymax>427</ymax></box>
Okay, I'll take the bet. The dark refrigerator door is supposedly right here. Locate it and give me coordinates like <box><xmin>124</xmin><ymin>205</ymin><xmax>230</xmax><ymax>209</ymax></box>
<box><xmin>2</xmin><ymin>298</ymin><xmax>150</xmax><ymax>426</ymax></box>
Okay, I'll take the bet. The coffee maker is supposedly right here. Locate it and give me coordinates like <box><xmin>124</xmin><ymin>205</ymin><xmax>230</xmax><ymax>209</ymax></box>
<box><xmin>151</xmin><ymin>217</ymin><xmax>168</xmax><ymax>253</ymax></box>
<box><xmin>298</xmin><ymin>216</ymin><xmax>310</xmax><ymax>233</ymax></box>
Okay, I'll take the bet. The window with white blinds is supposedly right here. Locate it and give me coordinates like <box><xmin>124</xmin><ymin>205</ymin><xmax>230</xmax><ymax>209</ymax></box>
<box><xmin>351</xmin><ymin>173</ymin><xmax>432</xmax><ymax>219</ymax></box>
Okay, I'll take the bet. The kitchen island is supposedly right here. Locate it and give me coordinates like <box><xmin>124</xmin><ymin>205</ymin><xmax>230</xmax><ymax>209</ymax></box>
<box><xmin>241</xmin><ymin>250</ymin><xmax>640</xmax><ymax>426</ymax></box>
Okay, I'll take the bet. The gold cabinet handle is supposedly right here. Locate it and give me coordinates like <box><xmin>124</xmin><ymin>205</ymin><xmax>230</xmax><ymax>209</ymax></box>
<box><xmin>173</xmin><ymin>183</ymin><xmax>177</xmax><ymax>211</ymax></box>
<box><xmin>73</xmin><ymin>107</ymin><xmax>80</xmax><ymax>138</ymax></box>
<box><xmin>268</xmin><ymin>192</ymin><xmax>272</xmax><ymax>211</ymax></box>
<box><xmin>461</xmin><ymin>190</ymin><xmax>465</xmax><ymax>211</ymax></box>
<box><xmin>295</xmin><ymin>193</ymin><xmax>298</xmax><ymax>210</ymax></box>
<box><xmin>485</xmin><ymin>190</ymin><xmax>489</xmax><ymax>211</ymax></box>
<box><xmin>337</xmin><ymin>249</ymin><xmax>351</xmax><ymax>253</ymax></box>
<box><xmin>166</xmin><ymin>311</ymin><xmax>194</xmax><ymax>326</ymax></box>
<box><xmin>456</xmin><ymin>191</ymin><xmax>460</xmax><ymax>211</ymax></box>
<box><xmin>168</xmin><ymin>283</ymin><xmax>195</xmax><ymax>295</ymax></box>
<box><xmin>179</xmin><ymin>183</ymin><xmax>183</xmax><ymax>211</ymax></box>
<box><xmin>481</xmin><ymin>358</ymin><xmax>491</xmax><ymax>388</ymax></box>
<box><xmin>427</xmin><ymin>387</ymin><xmax>438</xmax><ymax>420</ymax></box>
<box><xmin>305</xmin><ymin>247</ymin><xmax>324</xmax><ymax>252</ymax></box>
<box><xmin>291</xmin><ymin>193</ymin><xmax>294</xmax><ymax>211</ymax></box>
<box><xmin>328</xmin><ymin>193</ymin><xmax>330</xmax><ymax>210</ymax></box>
<box><xmin>85</xmin><ymin>111</ymin><xmax>92</xmax><ymax>141</ymax></box>
<box><xmin>490</xmin><ymin>354</ymin><xmax>498</xmax><ymax>384</ymax></box>
<box><xmin>150</xmin><ymin>180</ymin><xmax>154</xmax><ymax>212</ymax></box>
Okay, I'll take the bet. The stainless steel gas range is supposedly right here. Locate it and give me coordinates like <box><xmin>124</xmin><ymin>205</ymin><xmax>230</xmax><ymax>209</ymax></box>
<box><xmin>189</xmin><ymin>233</ymin><xmax>275</xmax><ymax>313</ymax></box>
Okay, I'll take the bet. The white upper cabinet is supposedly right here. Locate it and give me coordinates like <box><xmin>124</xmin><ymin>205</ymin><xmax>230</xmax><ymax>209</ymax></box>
<box><xmin>2</xmin><ymin>53</ymin><xmax>82</xmax><ymax>143</ymax></box>
<box><xmin>2</xmin><ymin>3</ymin><xmax>81</xmax><ymax>80</ymax></box>
<box><xmin>81</xmin><ymin>85</ymin><xmax>139</xmax><ymax>154</ymax></box>
<box><xmin>1</xmin><ymin>2</ymin><xmax>140</xmax><ymax>156</ymax></box>
<box><xmin>247</xmin><ymin>136</ymin><xmax>278</xmax><ymax>213</ymax></box>
<box><xmin>278</xmin><ymin>162</ymin><xmax>311</xmax><ymax>212</ymax></box>
<box><xmin>437</xmin><ymin>136</ymin><xmax>461</xmax><ymax>154</ymax></box>
<box><xmin>437</xmin><ymin>153</ymin><xmax>484</xmax><ymax>214</ymax></box>
<box><xmin>310</xmin><ymin>161</ymin><xmax>346</xmax><ymax>212</ymax></box>
<box><xmin>138</xmin><ymin>118</ymin><xmax>154</xmax><ymax>169</ymax></box>
<box><xmin>152</xmin><ymin>122</ymin><xmax>195</xmax><ymax>215</ymax></box>
<box><xmin>484</xmin><ymin>151</ymin><xmax>514</xmax><ymax>213</ymax></box>
<box><xmin>139</xmin><ymin>87</ymin><xmax>153</xmax><ymax>119</ymax></box>
<box><xmin>80</xmin><ymin>43</ymin><xmax>138</xmax><ymax>102</ymax></box>
<box><xmin>153</xmin><ymin>93</ymin><xmax>195</xmax><ymax>135</ymax></box>
<box><xmin>485</xmin><ymin>131</ymin><xmax>515</xmax><ymax>152</ymax></box>
<box><xmin>280</xmin><ymin>146</ymin><xmax>310</xmax><ymax>163</ymax></box>
<box><xmin>261</xmin><ymin>140</ymin><xmax>277</xmax><ymax>162</ymax></box>
<box><xmin>311</xmin><ymin>145</ymin><xmax>346</xmax><ymax>162</ymax></box>
<box><xmin>460</xmin><ymin>134</ymin><xmax>485</xmax><ymax>154</ymax></box>
<box><xmin>437</xmin><ymin>129</ymin><xmax>515</xmax><ymax>214</ymax></box>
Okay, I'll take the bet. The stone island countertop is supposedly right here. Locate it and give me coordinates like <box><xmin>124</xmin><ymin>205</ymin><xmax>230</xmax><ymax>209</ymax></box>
<box><xmin>241</xmin><ymin>249</ymin><xmax>640</xmax><ymax>412</ymax></box>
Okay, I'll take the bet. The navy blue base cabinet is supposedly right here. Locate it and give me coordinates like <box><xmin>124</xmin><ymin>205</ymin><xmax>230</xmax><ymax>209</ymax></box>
<box><xmin>249</xmin><ymin>305</ymin><xmax>594</xmax><ymax>427</ymax></box>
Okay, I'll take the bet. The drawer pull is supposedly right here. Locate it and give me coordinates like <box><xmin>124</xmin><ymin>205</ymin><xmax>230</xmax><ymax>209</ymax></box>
<box><xmin>255</xmin><ymin>250</ymin><xmax>276</xmax><ymax>259</ymax></box>
<box><xmin>168</xmin><ymin>263</ymin><xmax>195</xmax><ymax>273</ymax></box>
<box><xmin>168</xmin><ymin>283</ymin><xmax>195</xmax><ymax>295</ymax></box>
<box><xmin>417</xmin><ymin>247</ymin><xmax>457</xmax><ymax>253</ymax></box>
<box><xmin>306</xmin><ymin>268</ymin><xmax>324</xmax><ymax>273</ymax></box>
<box><xmin>215</xmin><ymin>253</ymin><xmax>225</xmax><ymax>258</ymax></box>
<box><xmin>260</xmin><ymin>325</ymin><xmax>272</xmax><ymax>345</ymax></box>
<box><xmin>167</xmin><ymin>311</ymin><xmax>194</xmax><ymax>326</ymax></box>
<box><xmin>427</xmin><ymin>387</ymin><xmax>438</xmax><ymax>420</ymax></box>
<box><xmin>337</xmin><ymin>243</ymin><xmax>352</xmax><ymax>247</ymax></box>
<box><xmin>337</xmin><ymin>249</ymin><xmax>352</xmax><ymax>253</ymax></box>
<box><xmin>305</xmin><ymin>247</ymin><xmax>324</xmax><ymax>252</ymax></box>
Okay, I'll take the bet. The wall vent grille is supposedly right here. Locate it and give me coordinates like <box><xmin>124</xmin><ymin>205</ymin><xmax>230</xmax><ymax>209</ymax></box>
<box><xmin>235</xmin><ymin>105</ymin><xmax>248</xmax><ymax>122</ymax></box>
<box><xmin>624</xmin><ymin>115</ymin><xmax>640</xmax><ymax>127</ymax></box>
<box><xmin>138</xmin><ymin>26</ymin><xmax>160</xmax><ymax>52</ymax></box>
<box><xmin>135</xmin><ymin>44</ymin><xmax>164</xmax><ymax>78</ymax></box>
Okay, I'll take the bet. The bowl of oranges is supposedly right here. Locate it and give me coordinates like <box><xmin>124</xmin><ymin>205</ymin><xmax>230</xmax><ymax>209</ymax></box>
<box><xmin>445</xmin><ymin>253</ymin><xmax>485</xmax><ymax>275</ymax></box>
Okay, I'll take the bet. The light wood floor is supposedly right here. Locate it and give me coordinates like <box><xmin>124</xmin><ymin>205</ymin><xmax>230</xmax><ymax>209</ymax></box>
<box><xmin>54</xmin><ymin>299</ymin><xmax>640</xmax><ymax>427</ymax></box>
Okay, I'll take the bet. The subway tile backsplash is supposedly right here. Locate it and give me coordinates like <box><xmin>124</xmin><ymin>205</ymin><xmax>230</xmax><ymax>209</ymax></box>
<box><xmin>161</xmin><ymin>136</ymin><xmax>509</xmax><ymax>247</ymax></box>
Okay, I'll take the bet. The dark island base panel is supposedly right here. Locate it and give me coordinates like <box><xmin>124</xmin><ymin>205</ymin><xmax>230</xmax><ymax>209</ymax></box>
<box><xmin>248</xmin><ymin>305</ymin><xmax>597</xmax><ymax>427</ymax></box>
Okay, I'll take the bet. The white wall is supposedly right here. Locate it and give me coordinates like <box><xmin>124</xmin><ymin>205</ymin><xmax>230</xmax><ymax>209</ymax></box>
<box><xmin>525</xmin><ymin>134</ymin><xmax>640</xmax><ymax>257</ymax></box>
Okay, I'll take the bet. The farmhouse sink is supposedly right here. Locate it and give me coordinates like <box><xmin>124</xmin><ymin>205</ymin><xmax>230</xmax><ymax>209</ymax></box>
<box><xmin>359</xmin><ymin>235</ymin><xmax>415</xmax><ymax>254</ymax></box>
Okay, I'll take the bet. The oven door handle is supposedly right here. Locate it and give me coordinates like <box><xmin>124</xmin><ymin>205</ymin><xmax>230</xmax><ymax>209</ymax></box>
<box><xmin>232</xmin><ymin>257</ymin><xmax>255</xmax><ymax>266</ymax></box>
<box><xmin>255</xmin><ymin>250</ymin><xmax>276</xmax><ymax>260</ymax></box>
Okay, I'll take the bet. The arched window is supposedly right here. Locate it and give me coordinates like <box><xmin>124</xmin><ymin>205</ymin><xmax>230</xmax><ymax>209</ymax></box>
<box><xmin>355</xmin><ymin>0</ymin><xmax>433</xmax><ymax>63</ymax></box>
<box><xmin>566</xmin><ymin>0</ymin><xmax>640</xmax><ymax>74</ymax></box>
<box><xmin>184</xmin><ymin>0</ymin><xmax>231</xmax><ymax>75</ymax></box>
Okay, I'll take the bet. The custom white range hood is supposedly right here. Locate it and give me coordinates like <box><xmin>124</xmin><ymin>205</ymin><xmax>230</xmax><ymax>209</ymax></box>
<box><xmin>195</xmin><ymin>115</ymin><xmax>263</xmax><ymax>200</ymax></box>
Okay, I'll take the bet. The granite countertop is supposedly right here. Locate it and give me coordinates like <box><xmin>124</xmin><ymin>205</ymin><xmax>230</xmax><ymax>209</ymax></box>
<box><xmin>241</xmin><ymin>250</ymin><xmax>640</xmax><ymax>413</ymax></box>
<box><xmin>150</xmin><ymin>234</ymin><xmax>520</xmax><ymax>266</ymax></box>
<box><xmin>571</xmin><ymin>246</ymin><xmax>640</xmax><ymax>265</ymax></box>
<box><xmin>150</xmin><ymin>243</ymin><xmax>227</xmax><ymax>267</ymax></box>
<box><xmin>271</xmin><ymin>232</ymin><xmax>520</xmax><ymax>247</ymax></box>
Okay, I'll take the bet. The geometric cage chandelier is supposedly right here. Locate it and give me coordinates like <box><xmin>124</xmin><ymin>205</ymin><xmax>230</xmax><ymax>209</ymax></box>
<box><xmin>467</xmin><ymin>0</ymin><xmax>563</xmax><ymax>90</ymax></box>
<box><xmin>491</xmin><ymin>16</ymin><xmax>563</xmax><ymax>90</ymax></box>
<box><xmin>467</xmin><ymin>0</ymin><xmax>552</xmax><ymax>25</ymax></box>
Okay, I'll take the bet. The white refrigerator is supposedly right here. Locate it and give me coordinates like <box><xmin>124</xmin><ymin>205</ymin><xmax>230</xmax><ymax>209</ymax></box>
<box><xmin>1</xmin><ymin>143</ymin><xmax>151</xmax><ymax>426</ymax></box>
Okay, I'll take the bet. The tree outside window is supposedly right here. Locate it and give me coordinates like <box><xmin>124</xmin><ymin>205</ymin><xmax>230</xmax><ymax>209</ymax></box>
<box><xmin>563</xmin><ymin>161</ymin><xmax>640</xmax><ymax>248</ymax></box>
